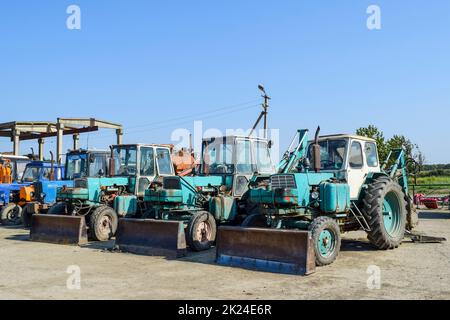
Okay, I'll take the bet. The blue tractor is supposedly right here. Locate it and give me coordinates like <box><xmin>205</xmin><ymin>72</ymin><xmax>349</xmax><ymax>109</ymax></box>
<box><xmin>0</xmin><ymin>160</ymin><xmax>66</xmax><ymax>225</ymax></box>
<box><xmin>21</xmin><ymin>149</ymin><xmax>110</xmax><ymax>227</ymax></box>
<box><xmin>215</xmin><ymin>128</ymin><xmax>418</xmax><ymax>275</ymax></box>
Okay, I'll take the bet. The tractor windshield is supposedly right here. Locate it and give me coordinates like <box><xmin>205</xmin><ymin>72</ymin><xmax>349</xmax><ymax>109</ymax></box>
<box><xmin>66</xmin><ymin>153</ymin><xmax>88</xmax><ymax>180</ymax></box>
<box><xmin>112</xmin><ymin>146</ymin><xmax>138</xmax><ymax>176</ymax></box>
<box><xmin>308</xmin><ymin>139</ymin><xmax>347</xmax><ymax>171</ymax></box>
<box><xmin>202</xmin><ymin>138</ymin><xmax>234</xmax><ymax>174</ymax></box>
<box><xmin>66</xmin><ymin>153</ymin><xmax>107</xmax><ymax>179</ymax></box>
<box><xmin>21</xmin><ymin>166</ymin><xmax>54</xmax><ymax>183</ymax></box>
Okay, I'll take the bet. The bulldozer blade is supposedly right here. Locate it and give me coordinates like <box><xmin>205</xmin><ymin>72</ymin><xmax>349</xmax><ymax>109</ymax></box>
<box><xmin>216</xmin><ymin>227</ymin><xmax>316</xmax><ymax>276</ymax></box>
<box><xmin>30</xmin><ymin>214</ymin><xmax>88</xmax><ymax>245</ymax></box>
<box><xmin>115</xmin><ymin>219</ymin><xmax>187</xmax><ymax>258</ymax></box>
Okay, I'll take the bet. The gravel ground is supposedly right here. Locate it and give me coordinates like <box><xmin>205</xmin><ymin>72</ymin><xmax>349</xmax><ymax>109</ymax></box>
<box><xmin>0</xmin><ymin>210</ymin><xmax>449</xmax><ymax>300</ymax></box>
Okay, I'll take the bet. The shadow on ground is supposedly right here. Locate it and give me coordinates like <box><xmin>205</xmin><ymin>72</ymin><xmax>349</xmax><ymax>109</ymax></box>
<box><xmin>419</xmin><ymin>211</ymin><xmax>450</xmax><ymax>220</ymax></box>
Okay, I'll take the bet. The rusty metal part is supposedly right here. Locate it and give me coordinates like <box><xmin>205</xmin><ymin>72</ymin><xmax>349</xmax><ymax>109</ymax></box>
<box><xmin>115</xmin><ymin>219</ymin><xmax>187</xmax><ymax>258</ymax></box>
<box><xmin>30</xmin><ymin>214</ymin><xmax>88</xmax><ymax>245</ymax></box>
<box><xmin>216</xmin><ymin>227</ymin><xmax>316</xmax><ymax>275</ymax></box>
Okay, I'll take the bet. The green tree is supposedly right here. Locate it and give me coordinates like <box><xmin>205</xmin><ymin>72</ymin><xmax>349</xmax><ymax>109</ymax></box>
<box><xmin>356</xmin><ymin>126</ymin><xmax>425</xmax><ymax>173</ymax></box>
<box><xmin>356</xmin><ymin>125</ymin><xmax>388</xmax><ymax>161</ymax></box>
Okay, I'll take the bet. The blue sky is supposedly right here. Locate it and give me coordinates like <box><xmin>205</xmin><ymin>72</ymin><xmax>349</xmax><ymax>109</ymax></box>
<box><xmin>0</xmin><ymin>1</ymin><xmax>449</xmax><ymax>163</ymax></box>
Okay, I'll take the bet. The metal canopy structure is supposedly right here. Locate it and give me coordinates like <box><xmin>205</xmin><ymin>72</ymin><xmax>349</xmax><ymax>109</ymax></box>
<box><xmin>0</xmin><ymin>118</ymin><xmax>123</xmax><ymax>163</ymax></box>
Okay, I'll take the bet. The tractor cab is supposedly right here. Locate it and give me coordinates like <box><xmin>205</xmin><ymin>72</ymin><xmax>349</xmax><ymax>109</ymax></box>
<box><xmin>20</xmin><ymin>161</ymin><xmax>65</xmax><ymax>183</ymax></box>
<box><xmin>200</xmin><ymin>135</ymin><xmax>275</xmax><ymax>197</ymax></box>
<box><xmin>65</xmin><ymin>149</ymin><xmax>110</xmax><ymax>180</ymax></box>
<box><xmin>110</xmin><ymin>144</ymin><xmax>174</xmax><ymax>197</ymax></box>
<box><xmin>0</xmin><ymin>155</ymin><xmax>31</xmax><ymax>184</ymax></box>
<box><xmin>308</xmin><ymin>135</ymin><xmax>381</xmax><ymax>199</ymax></box>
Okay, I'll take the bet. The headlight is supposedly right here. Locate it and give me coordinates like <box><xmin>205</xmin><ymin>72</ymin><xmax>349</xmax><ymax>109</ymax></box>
<box><xmin>311</xmin><ymin>191</ymin><xmax>320</xmax><ymax>200</ymax></box>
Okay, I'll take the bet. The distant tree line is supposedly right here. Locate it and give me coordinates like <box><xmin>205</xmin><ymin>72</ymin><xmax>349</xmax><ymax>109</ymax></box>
<box><xmin>356</xmin><ymin>125</ymin><xmax>426</xmax><ymax>173</ymax></box>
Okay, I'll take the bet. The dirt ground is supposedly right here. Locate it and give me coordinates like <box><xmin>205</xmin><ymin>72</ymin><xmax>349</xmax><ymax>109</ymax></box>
<box><xmin>0</xmin><ymin>210</ymin><xmax>449</xmax><ymax>300</ymax></box>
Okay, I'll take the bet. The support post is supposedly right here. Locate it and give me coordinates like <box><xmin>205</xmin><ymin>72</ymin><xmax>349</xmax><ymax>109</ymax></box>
<box><xmin>73</xmin><ymin>134</ymin><xmax>80</xmax><ymax>151</ymax></box>
<box><xmin>116</xmin><ymin>128</ymin><xmax>123</xmax><ymax>145</ymax></box>
<box><xmin>12</xmin><ymin>129</ymin><xmax>20</xmax><ymax>156</ymax></box>
<box><xmin>56</xmin><ymin>122</ymin><xmax>64</xmax><ymax>164</ymax></box>
<box><xmin>38</xmin><ymin>138</ymin><xmax>45</xmax><ymax>161</ymax></box>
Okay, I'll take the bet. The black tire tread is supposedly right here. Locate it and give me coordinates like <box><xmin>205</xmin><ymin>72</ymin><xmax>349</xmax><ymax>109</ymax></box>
<box><xmin>362</xmin><ymin>176</ymin><xmax>407</xmax><ymax>250</ymax></box>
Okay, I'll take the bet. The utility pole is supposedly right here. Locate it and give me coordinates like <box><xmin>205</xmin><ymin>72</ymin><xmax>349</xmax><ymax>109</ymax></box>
<box><xmin>249</xmin><ymin>85</ymin><xmax>271</xmax><ymax>138</ymax></box>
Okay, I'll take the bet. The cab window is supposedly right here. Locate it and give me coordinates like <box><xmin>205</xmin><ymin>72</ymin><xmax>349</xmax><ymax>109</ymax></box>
<box><xmin>365</xmin><ymin>142</ymin><xmax>379</xmax><ymax>167</ymax></box>
<box><xmin>349</xmin><ymin>141</ymin><xmax>364</xmax><ymax>169</ymax></box>
<box><xmin>140</xmin><ymin>147</ymin><xmax>155</xmax><ymax>176</ymax></box>
<box><xmin>156</xmin><ymin>148</ymin><xmax>173</xmax><ymax>175</ymax></box>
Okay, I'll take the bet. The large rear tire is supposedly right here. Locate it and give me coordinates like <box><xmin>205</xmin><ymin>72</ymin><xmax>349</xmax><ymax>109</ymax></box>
<box><xmin>186</xmin><ymin>211</ymin><xmax>216</xmax><ymax>252</ymax></box>
<box><xmin>363</xmin><ymin>176</ymin><xmax>407</xmax><ymax>250</ymax></box>
<box><xmin>309</xmin><ymin>217</ymin><xmax>341</xmax><ymax>266</ymax></box>
<box><xmin>89</xmin><ymin>206</ymin><xmax>118</xmax><ymax>241</ymax></box>
<box><xmin>0</xmin><ymin>204</ymin><xmax>23</xmax><ymax>226</ymax></box>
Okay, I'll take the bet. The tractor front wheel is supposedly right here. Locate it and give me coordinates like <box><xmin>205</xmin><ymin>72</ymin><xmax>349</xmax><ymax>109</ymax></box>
<box><xmin>186</xmin><ymin>211</ymin><xmax>217</xmax><ymax>252</ymax></box>
<box><xmin>309</xmin><ymin>217</ymin><xmax>341</xmax><ymax>267</ymax></box>
<box><xmin>0</xmin><ymin>204</ymin><xmax>23</xmax><ymax>226</ymax></box>
<box><xmin>89</xmin><ymin>206</ymin><xmax>119</xmax><ymax>241</ymax></box>
<box><xmin>363</xmin><ymin>176</ymin><xmax>407</xmax><ymax>250</ymax></box>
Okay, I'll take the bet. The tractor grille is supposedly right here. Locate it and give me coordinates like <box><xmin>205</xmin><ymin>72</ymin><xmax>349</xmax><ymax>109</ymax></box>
<box><xmin>163</xmin><ymin>177</ymin><xmax>182</xmax><ymax>190</ymax></box>
<box><xmin>271</xmin><ymin>174</ymin><xmax>296</xmax><ymax>189</ymax></box>
<box><xmin>34</xmin><ymin>183</ymin><xmax>43</xmax><ymax>201</ymax></box>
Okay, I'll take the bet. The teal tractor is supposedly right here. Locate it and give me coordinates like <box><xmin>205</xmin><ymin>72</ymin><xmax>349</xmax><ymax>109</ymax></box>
<box><xmin>115</xmin><ymin>135</ymin><xmax>275</xmax><ymax>256</ymax></box>
<box><xmin>30</xmin><ymin>144</ymin><xmax>175</xmax><ymax>245</ymax></box>
<box><xmin>22</xmin><ymin>149</ymin><xmax>110</xmax><ymax>227</ymax></box>
<box><xmin>216</xmin><ymin>128</ymin><xmax>418</xmax><ymax>275</ymax></box>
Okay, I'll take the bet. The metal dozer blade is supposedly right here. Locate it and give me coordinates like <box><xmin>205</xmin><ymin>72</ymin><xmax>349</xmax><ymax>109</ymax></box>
<box><xmin>115</xmin><ymin>219</ymin><xmax>187</xmax><ymax>258</ymax></box>
<box><xmin>30</xmin><ymin>214</ymin><xmax>88</xmax><ymax>245</ymax></box>
<box><xmin>216</xmin><ymin>226</ymin><xmax>316</xmax><ymax>276</ymax></box>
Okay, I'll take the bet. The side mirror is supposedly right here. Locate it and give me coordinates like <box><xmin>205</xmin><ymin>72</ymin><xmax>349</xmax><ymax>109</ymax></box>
<box><xmin>98</xmin><ymin>169</ymin><xmax>105</xmax><ymax>177</ymax></box>
<box><xmin>268</xmin><ymin>140</ymin><xmax>273</xmax><ymax>149</ymax></box>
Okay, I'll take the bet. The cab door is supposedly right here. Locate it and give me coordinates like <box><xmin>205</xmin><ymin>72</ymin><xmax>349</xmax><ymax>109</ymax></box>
<box><xmin>346</xmin><ymin>140</ymin><xmax>367</xmax><ymax>199</ymax></box>
<box><xmin>136</xmin><ymin>147</ymin><xmax>156</xmax><ymax>197</ymax></box>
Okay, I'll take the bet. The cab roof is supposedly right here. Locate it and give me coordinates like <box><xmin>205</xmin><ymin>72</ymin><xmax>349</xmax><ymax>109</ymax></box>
<box><xmin>317</xmin><ymin>134</ymin><xmax>376</xmax><ymax>143</ymax></box>
<box><xmin>202</xmin><ymin>136</ymin><xmax>269</xmax><ymax>142</ymax></box>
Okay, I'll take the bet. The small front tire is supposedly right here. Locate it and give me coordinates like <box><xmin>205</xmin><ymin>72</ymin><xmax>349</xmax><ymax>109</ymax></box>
<box><xmin>0</xmin><ymin>204</ymin><xmax>23</xmax><ymax>226</ymax></box>
<box><xmin>309</xmin><ymin>217</ymin><xmax>341</xmax><ymax>267</ymax></box>
<box><xmin>186</xmin><ymin>211</ymin><xmax>217</xmax><ymax>252</ymax></box>
<box><xmin>89</xmin><ymin>206</ymin><xmax>118</xmax><ymax>241</ymax></box>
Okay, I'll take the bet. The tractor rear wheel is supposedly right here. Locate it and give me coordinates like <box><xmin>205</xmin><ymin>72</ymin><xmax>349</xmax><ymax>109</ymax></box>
<box><xmin>89</xmin><ymin>206</ymin><xmax>118</xmax><ymax>241</ymax></box>
<box><xmin>186</xmin><ymin>211</ymin><xmax>216</xmax><ymax>252</ymax></box>
<box><xmin>363</xmin><ymin>176</ymin><xmax>407</xmax><ymax>250</ymax></box>
<box><xmin>309</xmin><ymin>217</ymin><xmax>341</xmax><ymax>266</ymax></box>
<box><xmin>0</xmin><ymin>204</ymin><xmax>23</xmax><ymax>226</ymax></box>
